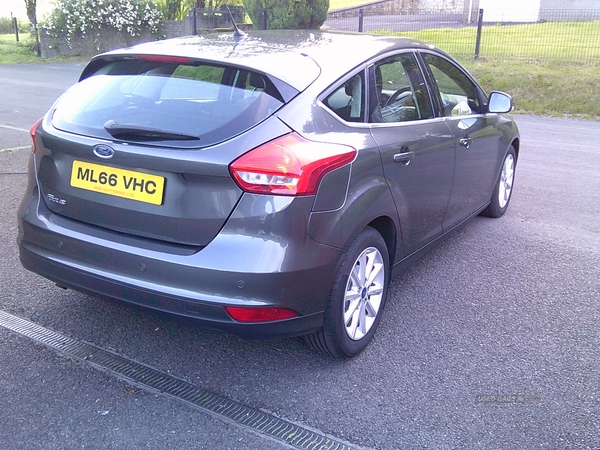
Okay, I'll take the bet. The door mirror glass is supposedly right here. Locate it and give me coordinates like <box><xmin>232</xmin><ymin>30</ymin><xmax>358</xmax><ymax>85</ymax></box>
<box><xmin>488</xmin><ymin>91</ymin><xmax>513</xmax><ymax>113</ymax></box>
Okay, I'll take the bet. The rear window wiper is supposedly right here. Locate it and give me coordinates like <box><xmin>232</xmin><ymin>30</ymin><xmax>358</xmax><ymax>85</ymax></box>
<box><xmin>104</xmin><ymin>119</ymin><xmax>200</xmax><ymax>141</ymax></box>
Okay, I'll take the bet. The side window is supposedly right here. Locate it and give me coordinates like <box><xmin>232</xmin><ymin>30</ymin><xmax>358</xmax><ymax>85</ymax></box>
<box><xmin>323</xmin><ymin>72</ymin><xmax>365</xmax><ymax>122</ymax></box>
<box><xmin>423</xmin><ymin>54</ymin><xmax>482</xmax><ymax>117</ymax></box>
<box><xmin>370</xmin><ymin>53</ymin><xmax>433</xmax><ymax>123</ymax></box>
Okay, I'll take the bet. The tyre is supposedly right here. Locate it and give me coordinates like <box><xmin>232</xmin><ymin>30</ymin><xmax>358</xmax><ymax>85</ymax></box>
<box><xmin>304</xmin><ymin>227</ymin><xmax>390</xmax><ymax>358</ymax></box>
<box><xmin>481</xmin><ymin>146</ymin><xmax>516</xmax><ymax>218</ymax></box>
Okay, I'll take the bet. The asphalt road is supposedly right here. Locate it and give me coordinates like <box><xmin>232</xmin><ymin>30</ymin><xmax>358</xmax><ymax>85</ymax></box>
<box><xmin>1</xmin><ymin>63</ymin><xmax>599</xmax><ymax>449</ymax></box>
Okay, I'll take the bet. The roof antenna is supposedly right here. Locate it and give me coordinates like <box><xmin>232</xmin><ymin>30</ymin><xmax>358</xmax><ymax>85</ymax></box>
<box><xmin>226</xmin><ymin>6</ymin><xmax>246</xmax><ymax>40</ymax></box>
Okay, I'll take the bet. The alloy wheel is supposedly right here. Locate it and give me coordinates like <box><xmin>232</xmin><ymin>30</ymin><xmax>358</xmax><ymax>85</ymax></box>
<box><xmin>343</xmin><ymin>246</ymin><xmax>385</xmax><ymax>341</ymax></box>
<box><xmin>498</xmin><ymin>153</ymin><xmax>515</xmax><ymax>209</ymax></box>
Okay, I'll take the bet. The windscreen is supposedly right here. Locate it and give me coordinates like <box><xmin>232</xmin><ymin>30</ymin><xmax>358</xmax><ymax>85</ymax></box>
<box><xmin>51</xmin><ymin>59</ymin><xmax>285</xmax><ymax>148</ymax></box>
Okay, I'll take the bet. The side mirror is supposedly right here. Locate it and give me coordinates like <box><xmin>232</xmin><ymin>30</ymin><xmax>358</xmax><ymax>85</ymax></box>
<box><xmin>488</xmin><ymin>91</ymin><xmax>513</xmax><ymax>113</ymax></box>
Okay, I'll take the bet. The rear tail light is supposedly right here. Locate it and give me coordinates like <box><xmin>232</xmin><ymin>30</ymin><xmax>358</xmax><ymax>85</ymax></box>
<box><xmin>229</xmin><ymin>133</ymin><xmax>357</xmax><ymax>196</ymax></box>
<box><xmin>225</xmin><ymin>306</ymin><xmax>300</xmax><ymax>323</ymax></box>
<box><xmin>30</xmin><ymin>118</ymin><xmax>42</xmax><ymax>153</ymax></box>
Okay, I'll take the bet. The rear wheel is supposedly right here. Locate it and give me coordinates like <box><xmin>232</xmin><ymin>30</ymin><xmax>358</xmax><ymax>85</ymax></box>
<box><xmin>481</xmin><ymin>146</ymin><xmax>516</xmax><ymax>218</ymax></box>
<box><xmin>304</xmin><ymin>227</ymin><xmax>390</xmax><ymax>358</ymax></box>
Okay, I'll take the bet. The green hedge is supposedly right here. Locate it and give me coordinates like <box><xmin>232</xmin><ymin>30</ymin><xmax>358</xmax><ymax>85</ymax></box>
<box><xmin>243</xmin><ymin>0</ymin><xmax>329</xmax><ymax>29</ymax></box>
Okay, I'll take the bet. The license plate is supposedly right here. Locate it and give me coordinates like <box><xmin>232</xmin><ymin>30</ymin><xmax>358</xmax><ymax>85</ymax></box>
<box><xmin>70</xmin><ymin>160</ymin><xmax>165</xmax><ymax>205</ymax></box>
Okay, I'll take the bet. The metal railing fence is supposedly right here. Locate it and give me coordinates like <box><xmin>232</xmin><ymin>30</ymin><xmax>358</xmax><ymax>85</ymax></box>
<box><xmin>187</xmin><ymin>6</ymin><xmax>600</xmax><ymax>64</ymax></box>
<box><xmin>324</xmin><ymin>8</ymin><xmax>600</xmax><ymax>63</ymax></box>
<box><xmin>190</xmin><ymin>7</ymin><xmax>248</xmax><ymax>32</ymax></box>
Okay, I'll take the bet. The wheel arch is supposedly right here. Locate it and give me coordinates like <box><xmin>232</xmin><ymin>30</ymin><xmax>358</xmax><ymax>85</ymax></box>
<box><xmin>308</xmin><ymin>170</ymin><xmax>402</xmax><ymax>261</ymax></box>
<box><xmin>366</xmin><ymin>216</ymin><xmax>397</xmax><ymax>269</ymax></box>
<box><xmin>511</xmin><ymin>137</ymin><xmax>520</xmax><ymax>160</ymax></box>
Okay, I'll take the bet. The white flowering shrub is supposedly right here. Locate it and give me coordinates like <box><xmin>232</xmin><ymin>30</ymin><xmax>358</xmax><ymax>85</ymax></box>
<box><xmin>45</xmin><ymin>0</ymin><xmax>162</xmax><ymax>38</ymax></box>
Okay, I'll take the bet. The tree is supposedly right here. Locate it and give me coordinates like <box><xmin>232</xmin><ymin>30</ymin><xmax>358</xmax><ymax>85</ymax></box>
<box><xmin>23</xmin><ymin>0</ymin><xmax>41</xmax><ymax>55</ymax></box>
<box><xmin>243</xmin><ymin>0</ymin><xmax>329</xmax><ymax>30</ymax></box>
<box><xmin>155</xmin><ymin>0</ymin><xmax>195</xmax><ymax>20</ymax></box>
<box><xmin>23</xmin><ymin>0</ymin><xmax>36</xmax><ymax>31</ymax></box>
<box><xmin>155</xmin><ymin>0</ymin><xmax>240</xmax><ymax>22</ymax></box>
<box><xmin>196</xmin><ymin>0</ymin><xmax>244</xmax><ymax>10</ymax></box>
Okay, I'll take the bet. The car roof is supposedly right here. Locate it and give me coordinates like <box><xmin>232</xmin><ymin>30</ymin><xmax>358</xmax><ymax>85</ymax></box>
<box><xmin>90</xmin><ymin>30</ymin><xmax>438</xmax><ymax>92</ymax></box>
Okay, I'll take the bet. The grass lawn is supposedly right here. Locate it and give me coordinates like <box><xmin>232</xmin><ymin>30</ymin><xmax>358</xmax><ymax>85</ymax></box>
<box><xmin>0</xmin><ymin>34</ymin><xmax>85</xmax><ymax>64</ymax></box>
<box><xmin>0</xmin><ymin>34</ymin><xmax>39</xmax><ymax>64</ymax></box>
<box><xmin>463</xmin><ymin>60</ymin><xmax>600</xmax><ymax>120</ymax></box>
<box><xmin>368</xmin><ymin>20</ymin><xmax>600</xmax><ymax>120</ymax></box>
<box><xmin>387</xmin><ymin>21</ymin><xmax>600</xmax><ymax>62</ymax></box>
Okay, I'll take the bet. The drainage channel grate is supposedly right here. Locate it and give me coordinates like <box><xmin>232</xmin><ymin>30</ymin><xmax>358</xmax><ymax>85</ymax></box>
<box><xmin>0</xmin><ymin>310</ymin><xmax>359</xmax><ymax>450</ymax></box>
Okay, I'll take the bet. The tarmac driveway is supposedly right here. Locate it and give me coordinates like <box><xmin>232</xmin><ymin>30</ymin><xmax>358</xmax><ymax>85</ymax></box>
<box><xmin>1</xmin><ymin>63</ymin><xmax>599</xmax><ymax>449</ymax></box>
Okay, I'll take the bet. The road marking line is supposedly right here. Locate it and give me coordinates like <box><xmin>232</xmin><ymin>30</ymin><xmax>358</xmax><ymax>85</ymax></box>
<box><xmin>0</xmin><ymin>309</ymin><xmax>363</xmax><ymax>450</ymax></box>
<box><xmin>0</xmin><ymin>124</ymin><xmax>30</xmax><ymax>133</ymax></box>
<box><xmin>1</xmin><ymin>145</ymin><xmax>30</xmax><ymax>152</ymax></box>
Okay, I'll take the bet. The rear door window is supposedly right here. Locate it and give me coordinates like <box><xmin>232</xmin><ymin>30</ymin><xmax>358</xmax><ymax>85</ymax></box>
<box><xmin>323</xmin><ymin>72</ymin><xmax>366</xmax><ymax>123</ymax></box>
<box><xmin>51</xmin><ymin>59</ymin><xmax>284</xmax><ymax>148</ymax></box>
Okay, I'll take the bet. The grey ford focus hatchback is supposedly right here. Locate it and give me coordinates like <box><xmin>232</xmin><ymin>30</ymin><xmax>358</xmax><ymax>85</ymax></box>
<box><xmin>18</xmin><ymin>31</ymin><xmax>519</xmax><ymax>358</ymax></box>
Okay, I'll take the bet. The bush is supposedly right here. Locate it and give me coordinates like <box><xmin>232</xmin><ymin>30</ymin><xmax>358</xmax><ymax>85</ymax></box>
<box><xmin>0</xmin><ymin>17</ymin><xmax>28</xmax><ymax>34</ymax></box>
<box><xmin>154</xmin><ymin>0</ymin><xmax>195</xmax><ymax>21</ymax></box>
<box><xmin>44</xmin><ymin>0</ymin><xmax>163</xmax><ymax>38</ymax></box>
<box><xmin>150</xmin><ymin>0</ymin><xmax>245</xmax><ymax>22</ymax></box>
<box><xmin>243</xmin><ymin>0</ymin><xmax>329</xmax><ymax>30</ymax></box>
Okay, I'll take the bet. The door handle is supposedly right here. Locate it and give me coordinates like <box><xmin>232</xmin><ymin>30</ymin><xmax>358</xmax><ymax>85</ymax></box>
<box><xmin>393</xmin><ymin>145</ymin><xmax>413</xmax><ymax>165</ymax></box>
<box><xmin>459</xmin><ymin>136</ymin><xmax>472</xmax><ymax>149</ymax></box>
<box><xmin>393</xmin><ymin>150</ymin><xmax>414</xmax><ymax>165</ymax></box>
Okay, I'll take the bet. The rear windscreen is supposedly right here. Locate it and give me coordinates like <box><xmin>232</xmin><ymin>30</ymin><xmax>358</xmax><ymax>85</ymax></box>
<box><xmin>51</xmin><ymin>59</ymin><xmax>285</xmax><ymax>148</ymax></box>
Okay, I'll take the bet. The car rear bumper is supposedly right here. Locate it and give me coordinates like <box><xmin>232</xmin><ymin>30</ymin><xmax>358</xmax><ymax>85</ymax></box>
<box><xmin>17</xmin><ymin>189</ymin><xmax>342</xmax><ymax>339</ymax></box>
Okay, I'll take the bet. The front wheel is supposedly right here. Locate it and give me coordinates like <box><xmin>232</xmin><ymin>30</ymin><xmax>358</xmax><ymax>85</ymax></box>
<box><xmin>304</xmin><ymin>227</ymin><xmax>390</xmax><ymax>358</ymax></box>
<box><xmin>481</xmin><ymin>146</ymin><xmax>516</xmax><ymax>218</ymax></box>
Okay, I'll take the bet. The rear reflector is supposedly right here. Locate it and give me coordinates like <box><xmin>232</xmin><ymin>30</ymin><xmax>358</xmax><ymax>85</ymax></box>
<box><xmin>230</xmin><ymin>132</ymin><xmax>356</xmax><ymax>196</ymax></box>
<box><xmin>225</xmin><ymin>306</ymin><xmax>300</xmax><ymax>323</ymax></box>
<box><xmin>30</xmin><ymin>118</ymin><xmax>42</xmax><ymax>153</ymax></box>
